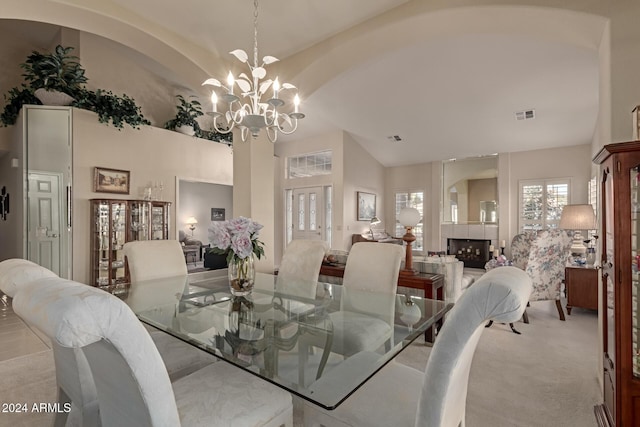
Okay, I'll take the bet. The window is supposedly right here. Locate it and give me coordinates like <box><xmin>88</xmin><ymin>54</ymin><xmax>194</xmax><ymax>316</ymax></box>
<box><xmin>519</xmin><ymin>179</ymin><xmax>570</xmax><ymax>231</ymax></box>
<box><xmin>395</xmin><ymin>191</ymin><xmax>424</xmax><ymax>251</ymax></box>
<box><xmin>287</xmin><ymin>151</ymin><xmax>332</xmax><ymax>178</ymax></box>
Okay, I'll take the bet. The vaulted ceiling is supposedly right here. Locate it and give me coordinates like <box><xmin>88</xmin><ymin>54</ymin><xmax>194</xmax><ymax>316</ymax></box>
<box><xmin>1</xmin><ymin>0</ymin><xmax>607</xmax><ymax>166</ymax></box>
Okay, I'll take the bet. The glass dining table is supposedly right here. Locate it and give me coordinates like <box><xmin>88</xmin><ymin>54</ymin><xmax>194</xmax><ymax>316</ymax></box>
<box><xmin>121</xmin><ymin>272</ymin><xmax>451</xmax><ymax>410</ymax></box>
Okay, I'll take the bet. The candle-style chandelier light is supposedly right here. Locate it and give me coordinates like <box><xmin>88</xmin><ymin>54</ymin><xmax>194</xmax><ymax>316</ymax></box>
<box><xmin>202</xmin><ymin>0</ymin><xmax>304</xmax><ymax>143</ymax></box>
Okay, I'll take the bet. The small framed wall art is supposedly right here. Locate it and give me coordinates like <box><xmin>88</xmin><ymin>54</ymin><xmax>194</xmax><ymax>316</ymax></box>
<box><xmin>211</xmin><ymin>208</ymin><xmax>226</xmax><ymax>221</ymax></box>
<box><xmin>357</xmin><ymin>191</ymin><xmax>376</xmax><ymax>221</ymax></box>
<box><xmin>93</xmin><ymin>167</ymin><xmax>130</xmax><ymax>195</ymax></box>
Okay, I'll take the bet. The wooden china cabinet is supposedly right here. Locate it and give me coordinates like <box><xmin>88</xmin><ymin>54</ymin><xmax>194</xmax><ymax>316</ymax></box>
<box><xmin>90</xmin><ymin>199</ymin><xmax>171</xmax><ymax>289</ymax></box>
<box><xmin>594</xmin><ymin>141</ymin><xmax>640</xmax><ymax>426</ymax></box>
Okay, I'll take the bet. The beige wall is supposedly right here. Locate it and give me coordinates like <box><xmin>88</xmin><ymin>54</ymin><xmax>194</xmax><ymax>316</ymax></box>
<box><xmin>343</xmin><ymin>132</ymin><xmax>386</xmax><ymax>250</ymax></box>
<box><xmin>72</xmin><ymin>108</ymin><xmax>233</xmax><ymax>284</ymax></box>
<box><xmin>382</xmin><ymin>144</ymin><xmax>592</xmax><ymax>254</ymax></box>
<box><xmin>275</xmin><ymin>131</ymin><xmax>345</xmax><ymax>257</ymax></box>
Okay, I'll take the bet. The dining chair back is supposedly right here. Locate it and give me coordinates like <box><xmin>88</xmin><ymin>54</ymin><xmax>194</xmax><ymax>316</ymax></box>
<box><xmin>342</xmin><ymin>242</ymin><xmax>405</xmax><ymax>324</ymax></box>
<box><xmin>13</xmin><ymin>277</ymin><xmax>293</xmax><ymax>427</ymax></box>
<box><xmin>279</xmin><ymin>239</ymin><xmax>328</xmax><ymax>282</ymax></box>
<box><xmin>123</xmin><ymin>239</ymin><xmax>187</xmax><ymax>282</ymax></box>
<box><xmin>277</xmin><ymin>239</ymin><xmax>328</xmax><ymax>298</ymax></box>
<box><xmin>0</xmin><ymin>260</ymin><xmax>100</xmax><ymax>427</ymax></box>
<box><xmin>0</xmin><ymin>258</ymin><xmax>57</xmax><ymax>297</ymax></box>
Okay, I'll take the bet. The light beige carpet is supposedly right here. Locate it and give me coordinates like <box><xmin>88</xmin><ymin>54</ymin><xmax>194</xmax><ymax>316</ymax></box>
<box><xmin>395</xmin><ymin>299</ymin><xmax>600</xmax><ymax>427</ymax></box>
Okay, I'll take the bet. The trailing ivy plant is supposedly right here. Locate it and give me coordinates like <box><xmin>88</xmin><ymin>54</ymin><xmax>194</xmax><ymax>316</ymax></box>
<box><xmin>198</xmin><ymin>128</ymin><xmax>233</xmax><ymax>145</ymax></box>
<box><xmin>0</xmin><ymin>45</ymin><xmax>149</xmax><ymax>129</ymax></box>
<box><xmin>74</xmin><ymin>89</ymin><xmax>150</xmax><ymax>129</ymax></box>
<box><xmin>0</xmin><ymin>86</ymin><xmax>38</xmax><ymax>127</ymax></box>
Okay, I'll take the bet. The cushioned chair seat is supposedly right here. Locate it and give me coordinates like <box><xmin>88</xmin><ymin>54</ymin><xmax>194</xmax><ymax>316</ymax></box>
<box><xmin>174</xmin><ymin>361</ymin><xmax>293</xmax><ymax>427</ymax></box>
<box><xmin>325</xmin><ymin>311</ymin><xmax>393</xmax><ymax>356</ymax></box>
<box><xmin>307</xmin><ymin>355</ymin><xmax>421</xmax><ymax>427</ymax></box>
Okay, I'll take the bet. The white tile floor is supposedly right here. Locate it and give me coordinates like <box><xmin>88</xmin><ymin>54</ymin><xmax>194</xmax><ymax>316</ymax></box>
<box><xmin>0</xmin><ymin>294</ymin><xmax>50</xmax><ymax>363</ymax></box>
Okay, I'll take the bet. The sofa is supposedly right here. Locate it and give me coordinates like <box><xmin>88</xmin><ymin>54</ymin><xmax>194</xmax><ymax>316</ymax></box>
<box><xmin>203</xmin><ymin>250</ymin><xmax>228</xmax><ymax>270</ymax></box>
<box><xmin>179</xmin><ymin>230</ymin><xmax>203</xmax><ymax>260</ymax></box>
<box><xmin>351</xmin><ymin>232</ymin><xmax>403</xmax><ymax>246</ymax></box>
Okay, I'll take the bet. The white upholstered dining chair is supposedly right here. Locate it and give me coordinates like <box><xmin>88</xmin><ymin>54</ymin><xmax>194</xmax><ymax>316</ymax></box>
<box><xmin>123</xmin><ymin>239</ymin><xmax>188</xmax><ymax>282</ymax></box>
<box><xmin>123</xmin><ymin>239</ymin><xmax>219</xmax><ymax>379</ymax></box>
<box><xmin>0</xmin><ymin>259</ymin><xmax>100</xmax><ymax>427</ymax></box>
<box><xmin>303</xmin><ymin>266</ymin><xmax>532</xmax><ymax>427</ymax></box>
<box><xmin>13</xmin><ymin>277</ymin><xmax>293</xmax><ymax>427</ymax></box>
<box><xmin>278</xmin><ymin>239</ymin><xmax>328</xmax><ymax>284</ymax></box>
<box><xmin>298</xmin><ymin>242</ymin><xmax>404</xmax><ymax>385</ymax></box>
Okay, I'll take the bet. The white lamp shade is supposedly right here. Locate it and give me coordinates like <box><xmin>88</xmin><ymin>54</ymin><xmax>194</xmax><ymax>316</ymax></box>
<box><xmin>398</xmin><ymin>207</ymin><xmax>421</xmax><ymax>227</ymax></box>
<box><xmin>559</xmin><ymin>204</ymin><xmax>596</xmax><ymax>230</ymax></box>
<box><xmin>370</xmin><ymin>216</ymin><xmax>381</xmax><ymax>225</ymax></box>
<box><xmin>185</xmin><ymin>217</ymin><xmax>198</xmax><ymax>226</ymax></box>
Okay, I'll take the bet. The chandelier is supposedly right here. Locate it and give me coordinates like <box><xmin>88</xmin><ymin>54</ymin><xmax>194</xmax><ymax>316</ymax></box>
<box><xmin>202</xmin><ymin>0</ymin><xmax>304</xmax><ymax>143</ymax></box>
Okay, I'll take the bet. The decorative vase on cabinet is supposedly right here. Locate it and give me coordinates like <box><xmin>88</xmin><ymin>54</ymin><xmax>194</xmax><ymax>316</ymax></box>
<box><xmin>594</xmin><ymin>141</ymin><xmax>640</xmax><ymax>427</ymax></box>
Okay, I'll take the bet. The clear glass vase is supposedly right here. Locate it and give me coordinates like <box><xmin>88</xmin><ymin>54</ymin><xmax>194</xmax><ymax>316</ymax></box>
<box><xmin>228</xmin><ymin>255</ymin><xmax>255</xmax><ymax>296</ymax></box>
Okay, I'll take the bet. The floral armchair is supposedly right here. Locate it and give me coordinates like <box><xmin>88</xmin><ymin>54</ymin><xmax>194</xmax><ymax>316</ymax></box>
<box><xmin>510</xmin><ymin>229</ymin><xmax>572</xmax><ymax>320</ymax></box>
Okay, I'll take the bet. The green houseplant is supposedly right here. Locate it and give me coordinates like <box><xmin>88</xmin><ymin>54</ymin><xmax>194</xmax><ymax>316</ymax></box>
<box><xmin>1</xmin><ymin>45</ymin><xmax>150</xmax><ymax>129</ymax></box>
<box><xmin>164</xmin><ymin>95</ymin><xmax>233</xmax><ymax>144</ymax></box>
<box><xmin>21</xmin><ymin>45</ymin><xmax>87</xmax><ymax>105</ymax></box>
<box><xmin>164</xmin><ymin>95</ymin><xmax>203</xmax><ymax>136</ymax></box>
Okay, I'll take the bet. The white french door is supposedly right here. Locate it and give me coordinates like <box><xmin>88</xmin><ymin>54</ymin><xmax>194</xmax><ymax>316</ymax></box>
<box><xmin>292</xmin><ymin>187</ymin><xmax>324</xmax><ymax>241</ymax></box>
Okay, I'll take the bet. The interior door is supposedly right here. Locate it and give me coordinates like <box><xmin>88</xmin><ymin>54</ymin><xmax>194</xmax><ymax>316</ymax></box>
<box><xmin>27</xmin><ymin>172</ymin><xmax>63</xmax><ymax>276</ymax></box>
<box><xmin>292</xmin><ymin>187</ymin><xmax>324</xmax><ymax>241</ymax></box>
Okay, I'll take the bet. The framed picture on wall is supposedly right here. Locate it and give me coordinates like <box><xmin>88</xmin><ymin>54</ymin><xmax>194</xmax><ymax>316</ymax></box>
<box><xmin>357</xmin><ymin>191</ymin><xmax>376</xmax><ymax>221</ymax></box>
<box><xmin>211</xmin><ymin>208</ymin><xmax>226</xmax><ymax>221</ymax></box>
<box><xmin>93</xmin><ymin>167</ymin><xmax>130</xmax><ymax>194</ymax></box>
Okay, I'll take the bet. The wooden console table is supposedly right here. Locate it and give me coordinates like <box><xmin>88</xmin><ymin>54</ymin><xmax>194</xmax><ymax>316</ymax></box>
<box><xmin>319</xmin><ymin>263</ymin><xmax>445</xmax><ymax>341</ymax></box>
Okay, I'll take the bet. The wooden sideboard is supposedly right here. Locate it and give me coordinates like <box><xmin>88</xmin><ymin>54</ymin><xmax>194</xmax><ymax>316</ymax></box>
<box><xmin>319</xmin><ymin>263</ymin><xmax>446</xmax><ymax>341</ymax></box>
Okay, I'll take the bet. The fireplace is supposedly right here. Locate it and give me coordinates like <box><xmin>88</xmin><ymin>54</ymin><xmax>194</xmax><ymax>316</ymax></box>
<box><xmin>447</xmin><ymin>238</ymin><xmax>491</xmax><ymax>269</ymax></box>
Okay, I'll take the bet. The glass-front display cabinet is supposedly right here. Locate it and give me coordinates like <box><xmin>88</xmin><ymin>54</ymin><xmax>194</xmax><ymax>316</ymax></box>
<box><xmin>151</xmin><ymin>201</ymin><xmax>171</xmax><ymax>240</ymax></box>
<box><xmin>594</xmin><ymin>141</ymin><xmax>640</xmax><ymax>427</ymax></box>
<box><xmin>90</xmin><ymin>199</ymin><xmax>128</xmax><ymax>289</ymax></box>
<box><xmin>90</xmin><ymin>199</ymin><xmax>171</xmax><ymax>290</ymax></box>
<box><xmin>129</xmin><ymin>200</ymin><xmax>151</xmax><ymax>241</ymax></box>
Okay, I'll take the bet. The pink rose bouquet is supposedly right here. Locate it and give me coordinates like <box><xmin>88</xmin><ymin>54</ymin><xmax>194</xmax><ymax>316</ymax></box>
<box><xmin>208</xmin><ymin>216</ymin><xmax>265</xmax><ymax>264</ymax></box>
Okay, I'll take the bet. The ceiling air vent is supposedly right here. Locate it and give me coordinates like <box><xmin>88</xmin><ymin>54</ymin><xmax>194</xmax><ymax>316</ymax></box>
<box><xmin>515</xmin><ymin>109</ymin><xmax>536</xmax><ymax>121</ymax></box>
<box><xmin>386</xmin><ymin>135</ymin><xmax>403</xmax><ymax>142</ymax></box>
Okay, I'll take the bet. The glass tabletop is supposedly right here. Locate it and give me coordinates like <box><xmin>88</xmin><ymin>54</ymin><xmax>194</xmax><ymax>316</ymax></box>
<box><xmin>123</xmin><ymin>272</ymin><xmax>450</xmax><ymax>410</ymax></box>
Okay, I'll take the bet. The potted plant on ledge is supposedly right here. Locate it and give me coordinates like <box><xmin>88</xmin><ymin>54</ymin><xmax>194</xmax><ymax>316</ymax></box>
<box><xmin>164</xmin><ymin>95</ymin><xmax>203</xmax><ymax>136</ymax></box>
<box><xmin>22</xmin><ymin>45</ymin><xmax>87</xmax><ymax>106</ymax></box>
<box><xmin>1</xmin><ymin>44</ymin><xmax>150</xmax><ymax>130</ymax></box>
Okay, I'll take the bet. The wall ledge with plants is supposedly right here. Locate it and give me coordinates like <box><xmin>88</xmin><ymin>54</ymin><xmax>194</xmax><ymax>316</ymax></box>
<box><xmin>0</xmin><ymin>45</ymin><xmax>232</xmax><ymax>145</ymax></box>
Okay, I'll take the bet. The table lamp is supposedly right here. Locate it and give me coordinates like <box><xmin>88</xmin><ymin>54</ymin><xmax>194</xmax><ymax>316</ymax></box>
<box><xmin>559</xmin><ymin>204</ymin><xmax>596</xmax><ymax>256</ymax></box>
<box><xmin>369</xmin><ymin>216</ymin><xmax>381</xmax><ymax>239</ymax></box>
<box><xmin>186</xmin><ymin>216</ymin><xmax>198</xmax><ymax>236</ymax></box>
<box><xmin>398</xmin><ymin>207</ymin><xmax>421</xmax><ymax>276</ymax></box>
